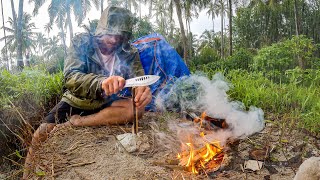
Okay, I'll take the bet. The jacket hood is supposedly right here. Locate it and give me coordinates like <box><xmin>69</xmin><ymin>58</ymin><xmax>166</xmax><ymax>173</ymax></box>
<box><xmin>95</xmin><ymin>6</ymin><xmax>133</xmax><ymax>36</ymax></box>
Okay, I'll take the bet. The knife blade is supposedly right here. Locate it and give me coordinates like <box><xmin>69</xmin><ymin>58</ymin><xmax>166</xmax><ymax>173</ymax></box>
<box><xmin>124</xmin><ymin>75</ymin><xmax>160</xmax><ymax>87</ymax></box>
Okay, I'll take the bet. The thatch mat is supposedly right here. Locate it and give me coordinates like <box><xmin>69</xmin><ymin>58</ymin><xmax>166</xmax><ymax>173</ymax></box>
<box><xmin>24</xmin><ymin>112</ymin><xmax>320</xmax><ymax>180</ymax></box>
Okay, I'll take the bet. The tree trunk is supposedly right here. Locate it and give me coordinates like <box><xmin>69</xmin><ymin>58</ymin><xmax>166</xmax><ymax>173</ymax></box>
<box><xmin>16</xmin><ymin>0</ymin><xmax>24</xmax><ymax>70</ymax></box>
<box><xmin>149</xmin><ymin>0</ymin><xmax>152</xmax><ymax>18</ymax></box>
<box><xmin>221</xmin><ymin>0</ymin><xmax>224</xmax><ymax>59</ymax></box>
<box><xmin>188</xmin><ymin>19</ymin><xmax>192</xmax><ymax>58</ymax></box>
<box><xmin>211</xmin><ymin>15</ymin><xmax>215</xmax><ymax>50</ymax></box>
<box><xmin>173</xmin><ymin>0</ymin><xmax>188</xmax><ymax>62</ymax></box>
<box><xmin>294</xmin><ymin>0</ymin><xmax>299</xmax><ymax>36</ymax></box>
<box><xmin>101</xmin><ymin>0</ymin><xmax>104</xmax><ymax>14</ymax></box>
<box><xmin>10</xmin><ymin>0</ymin><xmax>17</xmax><ymax>31</ymax></box>
<box><xmin>59</xmin><ymin>19</ymin><xmax>67</xmax><ymax>57</ymax></box>
<box><xmin>293</xmin><ymin>0</ymin><xmax>304</xmax><ymax>69</ymax></box>
<box><xmin>24</xmin><ymin>51</ymin><xmax>30</xmax><ymax>67</ymax></box>
<box><xmin>139</xmin><ymin>0</ymin><xmax>141</xmax><ymax>20</ymax></box>
<box><xmin>228</xmin><ymin>0</ymin><xmax>232</xmax><ymax>56</ymax></box>
<box><xmin>67</xmin><ymin>9</ymin><xmax>73</xmax><ymax>43</ymax></box>
<box><xmin>1</xmin><ymin>0</ymin><xmax>9</xmax><ymax>70</ymax></box>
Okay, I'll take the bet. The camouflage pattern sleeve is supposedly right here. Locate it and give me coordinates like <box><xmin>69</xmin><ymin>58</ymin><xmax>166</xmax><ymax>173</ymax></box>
<box><xmin>63</xmin><ymin>36</ymin><xmax>106</xmax><ymax>100</ymax></box>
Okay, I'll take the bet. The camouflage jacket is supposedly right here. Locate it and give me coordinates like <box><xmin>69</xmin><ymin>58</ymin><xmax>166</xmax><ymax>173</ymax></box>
<box><xmin>62</xmin><ymin>33</ymin><xmax>144</xmax><ymax>110</ymax></box>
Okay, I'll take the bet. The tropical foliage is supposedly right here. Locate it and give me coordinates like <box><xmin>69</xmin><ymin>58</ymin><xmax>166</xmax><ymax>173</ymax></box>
<box><xmin>0</xmin><ymin>0</ymin><xmax>319</xmax><ymax>136</ymax></box>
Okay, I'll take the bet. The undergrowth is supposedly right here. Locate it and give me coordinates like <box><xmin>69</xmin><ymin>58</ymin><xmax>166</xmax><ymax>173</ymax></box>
<box><xmin>190</xmin><ymin>65</ymin><xmax>320</xmax><ymax>135</ymax></box>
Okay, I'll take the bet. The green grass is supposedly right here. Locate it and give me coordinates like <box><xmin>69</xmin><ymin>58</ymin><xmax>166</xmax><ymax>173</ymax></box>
<box><xmin>190</xmin><ymin>67</ymin><xmax>320</xmax><ymax>135</ymax></box>
<box><xmin>0</xmin><ymin>67</ymin><xmax>63</xmax><ymax>108</ymax></box>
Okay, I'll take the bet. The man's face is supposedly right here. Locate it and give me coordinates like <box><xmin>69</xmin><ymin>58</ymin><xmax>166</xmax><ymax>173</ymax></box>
<box><xmin>96</xmin><ymin>34</ymin><xmax>124</xmax><ymax>55</ymax></box>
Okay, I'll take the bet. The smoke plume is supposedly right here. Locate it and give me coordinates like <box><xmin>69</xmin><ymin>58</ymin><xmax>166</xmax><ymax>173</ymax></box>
<box><xmin>155</xmin><ymin>73</ymin><xmax>265</xmax><ymax>146</ymax></box>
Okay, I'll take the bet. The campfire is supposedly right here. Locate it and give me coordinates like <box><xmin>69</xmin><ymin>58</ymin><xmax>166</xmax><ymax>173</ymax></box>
<box><xmin>177</xmin><ymin>112</ymin><xmax>227</xmax><ymax>174</ymax></box>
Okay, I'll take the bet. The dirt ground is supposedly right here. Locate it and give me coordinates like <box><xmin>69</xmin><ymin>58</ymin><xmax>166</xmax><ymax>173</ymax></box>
<box><xmin>3</xmin><ymin>112</ymin><xmax>320</xmax><ymax>180</ymax></box>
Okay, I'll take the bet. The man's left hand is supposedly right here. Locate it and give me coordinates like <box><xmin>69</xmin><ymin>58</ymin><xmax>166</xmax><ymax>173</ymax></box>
<box><xmin>134</xmin><ymin>86</ymin><xmax>152</xmax><ymax>109</ymax></box>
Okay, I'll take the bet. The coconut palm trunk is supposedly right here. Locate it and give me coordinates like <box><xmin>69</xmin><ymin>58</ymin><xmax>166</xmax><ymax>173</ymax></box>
<box><xmin>229</xmin><ymin>0</ymin><xmax>232</xmax><ymax>56</ymax></box>
<box><xmin>220</xmin><ymin>0</ymin><xmax>224</xmax><ymax>59</ymax></box>
<box><xmin>16</xmin><ymin>0</ymin><xmax>24</xmax><ymax>69</ymax></box>
<box><xmin>10</xmin><ymin>0</ymin><xmax>17</xmax><ymax>31</ymax></box>
<box><xmin>66</xmin><ymin>9</ymin><xmax>74</xmax><ymax>43</ymax></box>
<box><xmin>101</xmin><ymin>0</ymin><xmax>104</xmax><ymax>14</ymax></box>
<box><xmin>173</xmin><ymin>0</ymin><xmax>188</xmax><ymax>62</ymax></box>
<box><xmin>1</xmin><ymin>0</ymin><xmax>9</xmax><ymax>70</ymax></box>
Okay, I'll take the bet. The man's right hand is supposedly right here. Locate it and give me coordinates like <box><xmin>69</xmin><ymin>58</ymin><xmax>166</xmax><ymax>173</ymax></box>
<box><xmin>101</xmin><ymin>76</ymin><xmax>125</xmax><ymax>96</ymax></box>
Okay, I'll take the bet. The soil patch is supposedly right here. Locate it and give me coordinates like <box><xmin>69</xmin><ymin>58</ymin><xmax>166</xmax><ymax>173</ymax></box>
<box><xmin>11</xmin><ymin>112</ymin><xmax>320</xmax><ymax>179</ymax></box>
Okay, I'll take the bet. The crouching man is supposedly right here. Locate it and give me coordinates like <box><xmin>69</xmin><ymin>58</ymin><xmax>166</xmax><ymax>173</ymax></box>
<box><xmin>23</xmin><ymin>6</ymin><xmax>151</xmax><ymax>179</ymax></box>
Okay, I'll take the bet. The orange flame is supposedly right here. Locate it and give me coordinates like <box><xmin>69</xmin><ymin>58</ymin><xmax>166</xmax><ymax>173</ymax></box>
<box><xmin>177</xmin><ymin>128</ymin><xmax>223</xmax><ymax>174</ymax></box>
<box><xmin>177</xmin><ymin>140</ymin><xmax>222</xmax><ymax>174</ymax></box>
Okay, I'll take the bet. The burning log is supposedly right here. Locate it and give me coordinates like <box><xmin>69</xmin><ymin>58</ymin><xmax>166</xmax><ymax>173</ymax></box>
<box><xmin>183</xmin><ymin>111</ymin><xmax>228</xmax><ymax>129</ymax></box>
<box><xmin>177</xmin><ymin>142</ymin><xmax>224</xmax><ymax>174</ymax></box>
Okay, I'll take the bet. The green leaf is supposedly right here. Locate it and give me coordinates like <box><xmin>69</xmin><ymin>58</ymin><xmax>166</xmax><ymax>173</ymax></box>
<box><xmin>264</xmin><ymin>120</ymin><xmax>273</xmax><ymax>123</ymax></box>
<box><xmin>36</xmin><ymin>171</ymin><xmax>46</xmax><ymax>176</ymax></box>
<box><xmin>15</xmin><ymin>150</ymin><xmax>23</xmax><ymax>159</ymax></box>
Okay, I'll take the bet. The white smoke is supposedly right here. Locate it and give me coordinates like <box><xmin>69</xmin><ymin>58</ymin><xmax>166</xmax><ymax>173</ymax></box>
<box><xmin>155</xmin><ymin>73</ymin><xmax>265</xmax><ymax>146</ymax></box>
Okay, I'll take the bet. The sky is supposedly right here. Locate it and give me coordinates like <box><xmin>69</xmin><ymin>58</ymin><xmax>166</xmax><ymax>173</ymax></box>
<box><xmin>0</xmin><ymin>0</ymin><xmax>225</xmax><ymax>54</ymax></box>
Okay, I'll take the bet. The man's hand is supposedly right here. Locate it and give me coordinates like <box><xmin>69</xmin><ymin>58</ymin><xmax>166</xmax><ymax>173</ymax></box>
<box><xmin>101</xmin><ymin>76</ymin><xmax>125</xmax><ymax>96</ymax></box>
<box><xmin>134</xmin><ymin>86</ymin><xmax>152</xmax><ymax>109</ymax></box>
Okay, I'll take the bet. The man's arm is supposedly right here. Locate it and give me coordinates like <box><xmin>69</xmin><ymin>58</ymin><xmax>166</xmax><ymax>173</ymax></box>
<box><xmin>63</xmin><ymin>35</ymin><xmax>106</xmax><ymax>100</ymax></box>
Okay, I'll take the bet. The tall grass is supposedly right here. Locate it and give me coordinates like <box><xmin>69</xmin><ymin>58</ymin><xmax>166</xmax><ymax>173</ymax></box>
<box><xmin>0</xmin><ymin>68</ymin><xmax>63</xmax><ymax>108</ymax></box>
<box><xmin>227</xmin><ymin>70</ymin><xmax>319</xmax><ymax>134</ymax></box>
<box><xmin>190</xmin><ymin>64</ymin><xmax>320</xmax><ymax>134</ymax></box>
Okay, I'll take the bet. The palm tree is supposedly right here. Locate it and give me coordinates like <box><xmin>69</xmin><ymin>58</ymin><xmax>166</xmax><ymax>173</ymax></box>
<box><xmin>213</xmin><ymin>0</ymin><xmax>227</xmax><ymax>58</ymax></box>
<box><xmin>31</xmin><ymin>0</ymin><xmax>100</xmax><ymax>44</ymax></box>
<box><xmin>153</xmin><ymin>0</ymin><xmax>170</xmax><ymax>36</ymax></box>
<box><xmin>207</xmin><ymin>1</ymin><xmax>217</xmax><ymax>49</ymax></box>
<box><xmin>173</xmin><ymin>0</ymin><xmax>188</xmax><ymax>62</ymax></box>
<box><xmin>1</xmin><ymin>0</ymin><xmax>8</xmax><ymax>69</ymax></box>
<box><xmin>81</xmin><ymin>19</ymin><xmax>99</xmax><ymax>34</ymax></box>
<box><xmin>16</xmin><ymin>0</ymin><xmax>24</xmax><ymax>69</ymax></box>
<box><xmin>10</xmin><ymin>0</ymin><xmax>17</xmax><ymax>34</ymax></box>
<box><xmin>44</xmin><ymin>22</ymin><xmax>52</xmax><ymax>38</ymax></box>
<box><xmin>101</xmin><ymin>0</ymin><xmax>104</xmax><ymax>14</ymax></box>
<box><xmin>0</xmin><ymin>13</ymin><xmax>37</xmax><ymax>67</ymax></box>
<box><xmin>43</xmin><ymin>36</ymin><xmax>61</xmax><ymax>59</ymax></box>
<box><xmin>35</xmin><ymin>33</ymin><xmax>47</xmax><ymax>56</ymax></box>
<box><xmin>228</xmin><ymin>0</ymin><xmax>233</xmax><ymax>56</ymax></box>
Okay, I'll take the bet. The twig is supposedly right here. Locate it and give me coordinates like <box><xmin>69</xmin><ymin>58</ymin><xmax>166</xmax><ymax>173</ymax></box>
<box><xmin>63</xmin><ymin>141</ymin><xmax>84</xmax><ymax>153</ymax></box>
<box><xmin>2</xmin><ymin>156</ymin><xmax>24</xmax><ymax>167</ymax></box>
<box><xmin>7</xmin><ymin>99</ymin><xmax>34</xmax><ymax>131</ymax></box>
<box><xmin>181</xmin><ymin>173</ymin><xmax>185</xmax><ymax>180</ymax></box>
<box><xmin>51</xmin><ymin>158</ymin><xmax>54</xmax><ymax>180</ymax></box>
<box><xmin>66</xmin><ymin>161</ymin><xmax>95</xmax><ymax>168</ymax></box>
<box><xmin>132</xmin><ymin>87</ymin><xmax>138</xmax><ymax>134</ymax></box>
<box><xmin>0</xmin><ymin>118</ymin><xmax>25</xmax><ymax>143</ymax></box>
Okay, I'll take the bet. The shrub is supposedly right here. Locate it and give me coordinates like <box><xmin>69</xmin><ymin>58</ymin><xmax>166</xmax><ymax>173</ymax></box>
<box><xmin>0</xmin><ymin>68</ymin><xmax>63</xmax><ymax>108</ymax></box>
<box><xmin>224</xmin><ymin>48</ymin><xmax>254</xmax><ymax>71</ymax></box>
<box><xmin>252</xmin><ymin>36</ymin><xmax>318</xmax><ymax>82</ymax></box>
<box><xmin>226</xmin><ymin>69</ymin><xmax>319</xmax><ymax>134</ymax></box>
<box><xmin>196</xmin><ymin>46</ymin><xmax>220</xmax><ymax>65</ymax></box>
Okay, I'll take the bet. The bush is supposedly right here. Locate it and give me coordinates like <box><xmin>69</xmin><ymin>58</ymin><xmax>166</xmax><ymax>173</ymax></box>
<box><xmin>0</xmin><ymin>68</ymin><xmax>63</xmax><ymax>165</ymax></box>
<box><xmin>196</xmin><ymin>46</ymin><xmax>220</xmax><ymax>65</ymax></box>
<box><xmin>224</xmin><ymin>48</ymin><xmax>254</xmax><ymax>71</ymax></box>
<box><xmin>0</xmin><ymin>68</ymin><xmax>63</xmax><ymax>108</ymax></box>
<box><xmin>226</xmin><ymin>69</ymin><xmax>320</xmax><ymax>134</ymax></box>
<box><xmin>252</xmin><ymin>36</ymin><xmax>318</xmax><ymax>82</ymax></box>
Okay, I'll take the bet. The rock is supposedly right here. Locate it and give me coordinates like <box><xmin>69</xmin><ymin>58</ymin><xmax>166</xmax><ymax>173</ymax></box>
<box><xmin>293</xmin><ymin>156</ymin><xmax>320</xmax><ymax>180</ymax></box>
<box><xmin>116</xmin><ymin>132</ymin><xmax>150</xmax><ymax>153</ymax></box>
<box><xmin>244</xmin><ymin>160</ymin><xmax>263</xmax><ymax>171</ymax></box>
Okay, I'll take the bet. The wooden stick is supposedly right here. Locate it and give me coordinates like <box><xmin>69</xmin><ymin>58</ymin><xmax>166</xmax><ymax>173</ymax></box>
<box><xmin>132</xmin><ymin>87</ymin><xmax>138</xmax><ymax>134</ymax></box>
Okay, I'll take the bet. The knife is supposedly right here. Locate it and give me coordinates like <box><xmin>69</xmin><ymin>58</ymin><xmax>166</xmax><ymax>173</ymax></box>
<box><xmin>124</xmin><ymin>75</ymin><xmax>160</xmax><ymax>87</ymax></box>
